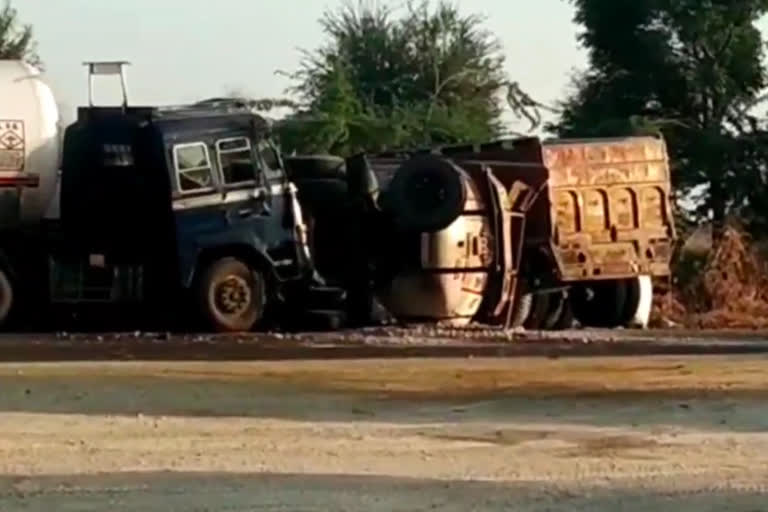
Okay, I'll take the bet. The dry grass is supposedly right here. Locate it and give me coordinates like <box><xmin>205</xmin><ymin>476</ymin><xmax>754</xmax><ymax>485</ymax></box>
<box><xmin>653</xmin><ymin>226</ymin><xmax>768</xmax><ymax>329</ymax></box>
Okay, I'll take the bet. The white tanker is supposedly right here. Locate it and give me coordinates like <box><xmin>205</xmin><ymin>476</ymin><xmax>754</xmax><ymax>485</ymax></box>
<box><xmin>0</xmin><ymin>60</ymin><xmax>61</xmax><ymax>227</ymax></box>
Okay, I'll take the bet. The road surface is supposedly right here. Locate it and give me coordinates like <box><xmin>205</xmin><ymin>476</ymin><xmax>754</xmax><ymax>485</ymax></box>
<box><xmin>1</xmin><ymin>356</ymin><xmax>768</xmax><ymax>510</ymax></box>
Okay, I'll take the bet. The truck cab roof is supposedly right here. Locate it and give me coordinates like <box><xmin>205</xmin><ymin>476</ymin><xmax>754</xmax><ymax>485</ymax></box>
<box><xmin>76</xmin><ymin>99</ymin><xmax>272</xmax><ymax>136</ymax></box>
<box><xmin>60</xmin><ymin>97</ymin><xmax>287</xmax><ymax>258</ymax></box>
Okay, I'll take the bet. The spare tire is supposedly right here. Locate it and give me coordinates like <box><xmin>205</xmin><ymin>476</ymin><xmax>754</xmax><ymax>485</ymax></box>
<box><xmin>0</xmin><ymin>267</ymin><xmax>13</xmax><ymax>330</ymax></box>
<box><xmin>381</xmin><ymin>155</ymin><xmax>466</xmax><ymax>233</ymax></box>
<box><xmin>285</xmin><ymin>155</ymin><xmax>346</xmax><ymax>181</ymax></box>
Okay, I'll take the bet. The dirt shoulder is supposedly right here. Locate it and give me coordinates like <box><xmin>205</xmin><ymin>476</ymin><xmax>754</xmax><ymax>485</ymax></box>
<box><xmin>1</xmin><ymin>327</ymin><xmax>768</xmax><ymax>363</ymax></box>
<box><xmin>3</xmin><ymin>355</ymin><xmax>768</xmax><ymax>397</ymax></box>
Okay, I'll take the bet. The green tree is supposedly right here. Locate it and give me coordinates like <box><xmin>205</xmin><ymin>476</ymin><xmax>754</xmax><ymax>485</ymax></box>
<box><xmin>272</xmin><ymin>0</ymin><xmax>523</xmax><ymax>156</ymax></box>
<box><xmin>550</xmin><ymin>0</ymin><xmax>768</xmax><ymax>229</ymax></box>
<box><xmin>0</xmin><ymin>0</ymin><xmax>41</xmax><ymax>68</ymax></box>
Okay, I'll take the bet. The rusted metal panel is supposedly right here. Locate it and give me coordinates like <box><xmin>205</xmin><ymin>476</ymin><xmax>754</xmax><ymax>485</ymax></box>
<box><xmin>542</xmin><ymin>136</ymin><xmax>675</xmax><ymax>281</ymax></box>
<box><xmin>542</xmin><ymin>137</ymin><xmax>669</xmax><ymax>187</ymax></box>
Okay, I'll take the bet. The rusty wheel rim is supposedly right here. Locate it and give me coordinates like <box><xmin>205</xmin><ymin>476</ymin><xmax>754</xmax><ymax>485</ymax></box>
<box><xmin>214</xmin><ymin>275</ymin><xmax>252</xmax><ymax>317</ymax></box>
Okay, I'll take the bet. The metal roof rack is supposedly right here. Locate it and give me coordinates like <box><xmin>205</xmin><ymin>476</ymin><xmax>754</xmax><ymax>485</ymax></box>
<box><xmin>84</xmin><ymin>61</ymin><xmax>131</xmax><ymax>109</ymax></box>
<box><xmin>77</xmin><ymin>63</ymin><xmax>270</xmax><ymax>130</ymax></box>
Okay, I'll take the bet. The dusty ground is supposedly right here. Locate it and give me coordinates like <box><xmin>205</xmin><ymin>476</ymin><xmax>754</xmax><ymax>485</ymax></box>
<box><xmin>2</xmin><ymin>356</ymin><xmax>768</xmax><ymax>511</ymax></box>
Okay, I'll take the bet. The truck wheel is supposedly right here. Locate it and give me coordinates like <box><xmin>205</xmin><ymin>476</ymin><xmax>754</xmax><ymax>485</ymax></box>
<box><xmin>622</xmin><ymin>275</ymin><xmax>653</xmax><ymax>328</ymax></box>
<box><xmin>197</xmin><ymin>257</ymin><xmax>266</xmax><ymax>332</ymax></box>
<box><xmin>551</xmin><ymin>297</ymin><xmax>575</xmax><ymax>330</ymax></box>
<box><xmin>382</xmin><ymin>155</ymin><xmax>466</xmax><ymax>233</ymax></box>
<box><xmin>600</xmin><ymin>281</ymin><xmax>629</xmax><ymax>328</ymax></box>
<box><xmin>0</xmin><ymin>268</ymin><xmax>13</xmax><ymax>329</ymax></box>
<box><xmin>542</xmin><ymin>292</ymin><xmax>566</xmax><ymax>330</ymax></box>
<box><xmin>523</xmin><ymin>293</ymin><xmax>550</xmax><ymax>330</ymax></box>
<box><xmin>571</xmin><ymin>280</ymin><xmax>628</xmax><ymax>328</ymax></box>
<box><xmin>293</xmin><ymin>178</ymin><xmax>349</xmax><ymax>214</ymax></box>
<box><xmin>620</xmin><ymin>277</ymin><xmax>642</xmax><ymax>327</ymax></box>
<box><xmin>508</xmin><ymin>292</ymin><xmax>533</xmax><ymax>328</ymax></box>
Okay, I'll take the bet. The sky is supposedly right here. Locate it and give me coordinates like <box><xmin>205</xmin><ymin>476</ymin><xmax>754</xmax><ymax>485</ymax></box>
<box><xmin>15</xmin><ymin>1</ymin><xmax>768</xmax><ymax>133</ymax></box>
<box><xmin>14</xmin><ymin>0</ymin><xmax>588</xmax><ymax>131</ymax></box>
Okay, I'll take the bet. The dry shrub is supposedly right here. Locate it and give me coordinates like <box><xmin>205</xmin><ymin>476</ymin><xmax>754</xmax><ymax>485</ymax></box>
<box><xmin>651</xmin><ymin>226</ymin><xmax>768</xmax><ymax>329</ymax></box>
<box><xmin>650</xmin><ymin>290</ymin><xmax>687</xmax><ymax>327</ymax></box>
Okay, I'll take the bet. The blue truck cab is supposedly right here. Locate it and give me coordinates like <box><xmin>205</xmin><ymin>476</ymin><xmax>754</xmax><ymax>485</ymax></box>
<box><xmin>43</xmin><ymin>62</ymin><xmax>337</xmax><ymax>331</ymax></box>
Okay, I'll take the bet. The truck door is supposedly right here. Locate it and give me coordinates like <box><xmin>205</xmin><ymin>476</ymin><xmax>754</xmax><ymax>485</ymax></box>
<box><xmin>214</xmin><ymin>136</ymin><xmax>270</xmax><ymax>224</ymax></box>
<box><xmin>171</xmin><ymin>134</ymin><xmax>272</xmax><ymax>234</ymax></box>
<box><xmin>171</xmin><ymin>134</ymin><xmax>305</xmax><ymax>287</ymax></box>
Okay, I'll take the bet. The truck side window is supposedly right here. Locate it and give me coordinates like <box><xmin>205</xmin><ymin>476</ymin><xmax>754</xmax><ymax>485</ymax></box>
<box><xmin>258</xmin><ymin>140</ymin><xmax>280</xmax><ymax>171</ymax></box>
<box><xmin>173</xmin><ymin>142</ymin><xmax>214</xmax><ymax>192</ymax></box>
<box><xmin>216</xmin><ymin>137</ymin><xmax>259</xmax><ymax>185</ymax></box>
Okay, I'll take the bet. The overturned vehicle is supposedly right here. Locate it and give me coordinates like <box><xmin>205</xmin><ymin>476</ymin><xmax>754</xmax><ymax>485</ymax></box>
<box><xmin>286</xmin><ymin>135</ymin><xmax>676</xmax><ymax>330</ymax></box>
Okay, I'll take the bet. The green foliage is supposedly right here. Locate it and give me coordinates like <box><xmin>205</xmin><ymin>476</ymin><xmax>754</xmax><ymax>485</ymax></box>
<box><xmin>271</xmin><ymin>0</ymin><xmax>515</xmax><ymax>156</ymax></box>
<box><xmin>0</xmin><ymin>0</ymin><xmax>41</xmax><ymax>68</ymax></box>
<box><xmin>550</xmin><ymin>0</ymin><xmax>768</xmax><ymax>228</ymax></box>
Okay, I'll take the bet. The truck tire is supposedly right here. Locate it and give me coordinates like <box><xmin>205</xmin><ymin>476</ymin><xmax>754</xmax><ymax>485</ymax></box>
<box><xmin>620</xmin><ymin>277</ymin><xmax>642</xmax><ymax>327</ymax></box>
<box><xmin>551</xmin><ymin>296</ymin><xmax>575</xmax><ymax>330</ymax></box>
<box><xmin>523</xmin><ymin>293</ymin><xmax>551</xmax><ymax>330</ymax></box>
<box><xmin>508</xmin><ymin>292</ymin><xmax>533</xmax><ymax>328</ymax></box>
<box><xmin>0</xmin><ymin>268</ymin><xmax>13</xmax><ymax>329</ymax></box>
<box><xmin>197</xmin><ymin>257</ymin><xmax>267</xmax><ymax>332</ymax></box>
<box><xmin>300</xmin><ymin>309</ymin><xmax>347</xmax><ymax>331</ymax></box>
<box><xmin>623</xmin><ymin>275</ymin><xmax>653</xmax><ymax>328</ymax></box>
<box><xmin>293</xmin><ymin>177</ymin><xmax>351</xmax><ymax>280</ymax></box>
<box><xmin>571</xmin><ymin>280</ymin><xmax>628</xmax><ymax>328</ymax></box>
<box><xmin>293</xmin><ymin>178</ymin><xmax>349</xmax><ymax>214</ymax></box>
<box><xmin>285</xmin><ymin>155</ymin><xmax>346</xmax><ymax>181</ymax></box>
<box><xmin>542</xmin><ymin>291</ymin><xmax>566</xmax><ymax>330</ymax></box>
<box><xmin>382</xmin><ymin>155</ymin><xmax>466</xmax><ymax>233</ymax></box>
